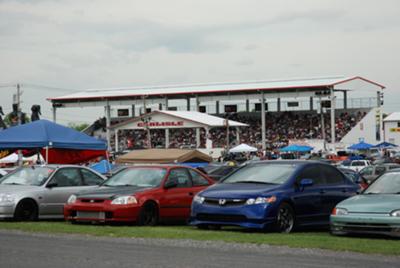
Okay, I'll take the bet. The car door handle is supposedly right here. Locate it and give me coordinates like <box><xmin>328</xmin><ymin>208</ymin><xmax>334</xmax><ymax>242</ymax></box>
<box><xmin>188</xmin><ymin>192</ymin><xmax>194</xmax><ymax>196</ymax></box>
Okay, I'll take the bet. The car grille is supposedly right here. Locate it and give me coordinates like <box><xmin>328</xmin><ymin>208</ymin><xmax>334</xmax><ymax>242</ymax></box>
<box><xmin>342</xmin><ymin>223</ymin><xmax>392</xmax><ymax>232</ymax></box>
<box><xmin>196</xmin><ymin>213</ymin><xmax>247</xmax><ymax>222</ymax></box>
<box><xmin>204</xmin><ymin>198</ymin><xmax>246</xmax><ymax>206</ymax></box>
<box><xmin>80</xmin><ymin>199</ymin><xmax>105</xmax><ymax>203</ymax></box>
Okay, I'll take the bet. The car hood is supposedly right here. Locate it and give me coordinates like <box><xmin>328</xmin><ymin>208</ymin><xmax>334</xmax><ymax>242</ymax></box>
<box><xmin>200</xmin><ymin>183</ymin><xmax>282</xmax><ymax>199</ymax></box>
<box><xmin>76</xmin><ymin>186</ymin><xmax>152</xmax><ymax>199</ymax></box>
<box><xmin>0</xmin><ymin>185</ymin><xmax>42</xmax><ymax>194</ymax></box>
<box><xmin>337</xmin><ymin>194</ymin><xmax>400</xmax><ymax>213</ymax></box>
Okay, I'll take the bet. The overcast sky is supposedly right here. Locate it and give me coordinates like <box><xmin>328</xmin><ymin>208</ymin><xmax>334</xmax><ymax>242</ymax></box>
<box><xmin>0</xmin><ymin>0</ymin><xmax>399</xmax><ymax>125</ymax></box>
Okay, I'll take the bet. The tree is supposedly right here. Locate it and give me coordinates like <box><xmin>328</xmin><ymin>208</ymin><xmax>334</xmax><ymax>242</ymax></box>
<box><xmin>68</xmin><ymin>123</ymin><xmax>89</xmax><ymax>132</ymax></box>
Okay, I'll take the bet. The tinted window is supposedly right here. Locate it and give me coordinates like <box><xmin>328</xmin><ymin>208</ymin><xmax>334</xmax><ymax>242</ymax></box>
<box><xmin>351</xmin><ymin>161</ymin><xmax>366</xmax><ymax>167</ymax></box>
<box><xmin>322</xmin><ymin>166</ymin><xmax>345</xmax><ymax>184</ymax></box>
<box><xmin>375</xmin><ymin>166</ymin><xmax>386</xmax><ymax>176</ymax></box>
<box><xmin>296</xmin><ymin>165</ymin><xmax>323</xmax><ymax>185</ymax></box>
<box><xmin>103</xmin><ymin>168</ymin><xmax>166</xmax><ymax>187</ymax></box>
<box><xmin>364</xmin><ymin>172</ymin><xmax>400</xmax><ymax>194</ymax></box>
<box><xmin>166</xmin><ymin>168</ymin><xmax>192</xmax><ymax>188</ymax></box>
<box><xmin>81</xmin><ymin>169</ymin><xmax>104</xmax><ymax>185</ymax></box>
<box><xmin>223</xmin><ymin>164</ymin><xmax>295</xmax><ymax>185</ymax></box>
<box><xmin>189</xmin><ymin>169</ymin><xmax>210</xmax><ymax>186</ymax></box>
<box><xmin>50</xmin><ymin>168</ymin><xmax>82</xmax><ymax>187</ymax></box>
<box><xmin>0</xmin><ymin>167</ymin><xmax>55</xmax><ymax>186</ymax></box>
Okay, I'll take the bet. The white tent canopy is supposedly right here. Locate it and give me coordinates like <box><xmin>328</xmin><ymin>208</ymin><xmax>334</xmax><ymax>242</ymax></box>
<box><xmin>229</xmin><ymin>143</ymin><xmax>258</xmax><ymax>153</ymax></box>
<box><xmin>0</xmin><ymin>153</ymin><xmax>43</xmax><ymax>164</ymax></box>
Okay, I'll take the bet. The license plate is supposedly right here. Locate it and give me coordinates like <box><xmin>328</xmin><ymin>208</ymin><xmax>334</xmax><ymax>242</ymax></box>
<box><xmin>76</xmin><ymin>211</ymin><xmax>105</xmax><ymax>220</ymax></box>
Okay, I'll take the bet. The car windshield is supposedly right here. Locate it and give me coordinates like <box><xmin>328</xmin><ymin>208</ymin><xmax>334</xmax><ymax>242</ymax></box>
<box><xmin>364</xmin><ymin>172</ymin><xmax>400</xmax><ymax>194</ymax></box>
<box><xmin>103</xmin><ymin>168</ymin><xmax>167</xmax><ymax>187</ymax></box>
<box><xmin>0</xmin><ymin>166</ymin><xmax>55</xmax><ymax>186</ymax></box>
<box><xmin>222</xmin><ymin>164</ymin><xmax>295</xmax><ymax>185</ymax></box>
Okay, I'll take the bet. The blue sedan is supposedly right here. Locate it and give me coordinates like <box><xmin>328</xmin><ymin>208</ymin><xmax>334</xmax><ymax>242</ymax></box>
<box><xmin>190</xmin><ymin>161</ymin><xmax>359</xmax><ymax>232</ymax></box>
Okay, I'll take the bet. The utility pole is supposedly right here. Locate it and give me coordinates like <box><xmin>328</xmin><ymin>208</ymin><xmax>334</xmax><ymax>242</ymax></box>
<box><xmin>16</xmin><ymin>84</ymin><xmax>23</xmax><ymax>166</ymax></box>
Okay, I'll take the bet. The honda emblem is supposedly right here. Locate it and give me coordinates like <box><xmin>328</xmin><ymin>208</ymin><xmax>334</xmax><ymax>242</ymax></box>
<box><xmin>219</xmin><ymin>199</ymin><xmax>226</xmax><ymax>206</ymax></box>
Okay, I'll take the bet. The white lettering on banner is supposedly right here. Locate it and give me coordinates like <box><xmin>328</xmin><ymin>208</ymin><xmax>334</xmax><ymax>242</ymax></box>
<box><xmin>137</xmin><ymin>121</ymin><xmax>184</xmax><ymax>127</ymax></box>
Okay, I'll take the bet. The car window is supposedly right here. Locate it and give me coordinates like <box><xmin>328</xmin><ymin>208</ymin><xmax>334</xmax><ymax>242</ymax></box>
<box><xmin>321</xmin><ymin>166</ymin><xmax>345</xmax><ymax>184</ymax></box>
<box><xmin>389</xmin><ymin>165</ymin><xmax>399</xmax><ymax>170</ymax></box>
<box><xmin>49</xmin><ymin>168</ymin><xmax>82</xmax><ymax>187</ymax></box>
<box><xmin>189</xmin><ymin>169</ymin><xmax>210</xmax><ymax>186</ymax></box>
<box><xmin>296</xmin><ymin>165</ymin><xmax>323</xmax><ymax>185</ymax></box>
<box><xmin>360</xmin><ymin>166</ymin><xmax>373</xmax><ymax>176</ymax></box>
<box><xmin>166</xmin><ymin>168</ymin><xmax>191</xmax><ymax>188</ymax></box>
<box><xmin>351</xmin><ymin>161</ymin><xmax>365</xmax><ymax>167</ymax></box>
<box><xmin>375</xmin><ymin>166</ymin><xmax>386</xmax><ymax>176</ymax></box>
<box><xmin>81</xmin><ymin>169</ymin><xmax>104</xmax><ymax>186</ymax></box>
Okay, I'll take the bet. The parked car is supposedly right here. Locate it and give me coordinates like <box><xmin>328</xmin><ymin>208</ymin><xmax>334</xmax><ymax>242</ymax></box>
<box><xmin>190</xmin><ymin>160</ymin><xmax>358</xmax><ymax>233</ymax></box>
<box><xmin>0</xmin><ymin>169</ymin><xmax>7</xmax><ymax>178</ymax></box>
<box><xmin>340</xmin><ymin>160</ymin><xmax>371</xmax><ymax>172</ymax></box>
<box><xmin>0</xmin><ymin>165</ymin><xmax>106</xmax><ymax>220</ymax></box>
<box><xmin>338</xmin><ymin>168</ymin><xmax>368</xmax><ymax>190</ymax></box>
<box><xmin>359</xmin><ymin>163</ymin><xmax>400</xmax><ymax>184</ymax></box>
<box><xmin>64</xmin><ymin>165</ymin><xmax>214</xmax><ymax>225</ymax></box>
<box><xmin>331</xmin><ymin>170</ymin><xmax>400</xmax><ymax>237</ymax></box>
<box><xmin>200</xmin><ymin>162</ymin><xmax>238</xmax><ymax>181</ymax></box>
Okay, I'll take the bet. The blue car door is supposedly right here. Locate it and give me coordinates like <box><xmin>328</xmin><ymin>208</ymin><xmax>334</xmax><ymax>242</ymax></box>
<box><xmin>292</xmin><ymin>164</ymin><xmax>326</xmax><ymax>225</ymax></box>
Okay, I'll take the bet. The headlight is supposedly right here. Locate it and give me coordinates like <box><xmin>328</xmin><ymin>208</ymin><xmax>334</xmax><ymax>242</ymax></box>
<box><xmin>332</xmin><ymin>207</ymin><xmax>348</xmax><ymax>215</ymax></box>
<box><xmin>0</xmin><ymin>193</ymin><xmax>15</xmax><ymax>205</ymax></box>
<box><xmin>67</xmin><ymin>195</ymin><xmax>77</xmax><ymax>204</ymax></box>
<box><xmin>111</xmin><ymin>196</ymin><xmax>138</xmax><ymax>205</ymax></box>
<box><xmin>390</xmin><ymin>210</ymin><xmax>400</xmax><ymax>217</ymax></box>
<box><xmin>246</xmin><ymin>196</ymin><xmax>276</xmax><ymax>205</ymax></box>
<box><xmin>193</xmin><ymin>195</ymin><xmax>205</xmax><ymax>204</ymax></box>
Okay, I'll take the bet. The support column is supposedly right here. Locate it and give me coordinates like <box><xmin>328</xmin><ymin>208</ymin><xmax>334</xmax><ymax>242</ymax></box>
<box><xmin>115</xmin><ymin>129</ymin><xmax>119</xmax><ymax>153</ymax></box>
<box><xmin>165</xmin><ymin>129</ymin><xmax>169</xmax><ymax>148</ymax></box>
<box><xmin>330</xmin><ymin>88</ymin><xmax>336</xmax><ymax>146</ymax></box>
<box><xmin>216</xmin><ymin>101</ymin><xmax>220</xmax><ymax>114</ymax></box>
<box><xmin>131</xmin><ymin>104</ymin><xmax>135</xmax><ymax>118</ymax></box>
<box><xmin>377</xmin><ymin>90</ymin><xmax>384</xmax><ymax>142</ymax></box>
<box><xmin>142</xmin><ymin>96</ymin><xmax>147</xmax><ymax>114</ymax></box>
<box><xmin>246</xmin><ymin>99</ymin><xmax>250</xmax><ymax>112</ymax></box>
<box><xmin>261</xmin><ymin>92</ymin><xmax>266</xmax><ymax>150</ymax></box>
<box><xmin>52</xmin><ymin>106</ymin><xmax>57</xmax><ymax>123</ymax></box>
<box><xmin>310</xmin><ymin>97</ymin><xmax>314</xmax><ymax>111</ymax></box>
<box><xmin>165</xmin><ymin>96</ymin><xmax>169</xmax><ymax>110</ymax></box>
<box><xmin>277</xmin><ymin>98</ymin><xmax>281</xmax><ymax>112</ymax></box>
<box><xmin>105</xmin><ymin>104</ymin><xmax>111</xmax><ymax>151</ymax></box>
<box><xmin>186</xmin><ymin>97</ymin><xmax>191</xmax><ymax>111</ymax></box>
<box><xmin>343</xmin><ymin>91</ymin><xmax>348</xmax><ymax>110</ymax></box>
<box><xmin>236</xmin><ymin>127</ymin><xmax>240</xmax><ymax>145</ymax></box>
<box><xmin>196</xmin><ymin>128</ymin><xmax>201</xmax><ymax>148</ymax></box>
<box><xmin>158</xmin><ymin>103</ymin><xmax>162</xmax><ymax>110</ymax></box>
<box><xmin>205</xmin><ymin>127</ymin><xmax>211</xmax><ymax>149</ymax></box>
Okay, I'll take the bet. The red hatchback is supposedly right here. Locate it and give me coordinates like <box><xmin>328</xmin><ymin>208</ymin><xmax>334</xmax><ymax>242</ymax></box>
<box><xmin>64</xmin><ymin>165</ymin><xmax>214</xmax><ymax>225</ymax></box>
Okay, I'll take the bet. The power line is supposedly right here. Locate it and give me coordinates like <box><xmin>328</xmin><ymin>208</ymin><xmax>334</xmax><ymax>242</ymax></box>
<box><xmin>23</xmin><ymin>83</ymin><xmax>80</xmax><ymax>93</ymax></box>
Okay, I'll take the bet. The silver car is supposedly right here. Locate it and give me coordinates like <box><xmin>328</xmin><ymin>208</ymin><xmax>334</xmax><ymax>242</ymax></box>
<box><xmin>0</xmin><ymin>165</ymin><xmax>106</xmax><ymax>220</ymax></box>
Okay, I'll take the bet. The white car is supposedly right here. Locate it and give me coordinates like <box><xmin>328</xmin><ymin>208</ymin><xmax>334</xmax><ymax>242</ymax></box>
<box><xmin>0</xmin><ymin>169</ymin><xmax>7</xmax><ymax>178</ymax></box>
<box><xmin>340</xmin><ymin>160</ymin><xmax>371</xmax><ymax>172</ymax></box>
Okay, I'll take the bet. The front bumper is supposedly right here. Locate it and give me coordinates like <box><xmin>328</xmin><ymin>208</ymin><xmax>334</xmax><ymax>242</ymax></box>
<box><xmin>64</xmin><ymin>202</ymin><xmax>140</xmax><ymax>223</ymax></box>
<box><xmin>330</xmin><ymin>214</ymin><xmax>400</xmax><ymax>237</ymax></box>
<box><xmin>189</xmin><ymin>202</ymin><xmax>276</xmax><ymax>229</ymax></box>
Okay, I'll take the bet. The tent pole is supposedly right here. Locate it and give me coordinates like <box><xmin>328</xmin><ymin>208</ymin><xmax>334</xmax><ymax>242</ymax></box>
<box><xmin>46</xmin><ymin>146</ymin><xmax>49</xmax><ymax>164</ymax></box>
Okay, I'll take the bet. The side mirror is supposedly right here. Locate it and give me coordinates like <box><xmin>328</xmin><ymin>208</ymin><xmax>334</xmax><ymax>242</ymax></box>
<box><xmin>46</xmin><ymin>182</ymin><xmax>58</xmax><ymax>188</ymax></box>
<box><xmin>300</xmin><ymin>178</ymin><xmax>313</xmax><ymax>188</ymax></box>
<box><xmin>164</xmin><ymin>178</ymin><xmax>178</xmax><ymax>189</ymax></box>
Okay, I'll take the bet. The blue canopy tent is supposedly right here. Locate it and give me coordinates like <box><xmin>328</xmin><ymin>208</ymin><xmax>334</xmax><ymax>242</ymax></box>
<box><xmin>0</xmin><ymin>120</ymin><xmax>107</xmax><ymax>164</ymax></box>
<box><xmin>372</xmin><ymin>142</ymin><xmax>398</xmax><ymax>149</ymax></box>
<box><xmin>90</xmin><ymin>159</ymin><xmax>114</xmax><ymax>174</ymax></box>
<box><xmin>279</xmin><ymin>144</ymin><xmax>313</xmax><ymax>152</ymax></box>
<box><xmin>347</xmin><ymin>141</ymin><xmax>374</xmax><ymax>150</ymax></box>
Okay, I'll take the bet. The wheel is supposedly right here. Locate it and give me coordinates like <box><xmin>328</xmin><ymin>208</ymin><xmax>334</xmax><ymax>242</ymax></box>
<box><xmin>275</xmin><ymin>203</ymin><xmax>295</xmax><ymax>233</ymax></box>
<box><xmin>14</xmin><ymin>199</ymin><xmax>38</xmax><ymax>221</ymax></box>
<box><xmin>197</xmin><ymin>224</ymin><xmax>209</xmax><ymax>230</ymax></box>
<box><xmin>137</xmin><ymin>202</ymin><xmax>158</xmax><ymax>226</ymax></box>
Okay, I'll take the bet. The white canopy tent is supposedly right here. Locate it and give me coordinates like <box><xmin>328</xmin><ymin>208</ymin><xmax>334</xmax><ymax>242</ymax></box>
<box><xmin>0</xmin><ymin>153</ymin><xmax>44</xmax><ymax>164</ymax></box>
<box><xmin>111</xmin><ymin>110</ymin><xmax>248</xmax><ymax>152</ymax></box>
<box><xmin>229</xmin><ymin>143</ymin><xmax>258</xmax><ymax>153</ymax></box>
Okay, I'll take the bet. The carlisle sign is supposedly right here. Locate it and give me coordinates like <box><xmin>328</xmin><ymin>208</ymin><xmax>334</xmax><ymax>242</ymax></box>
<box><xmin>137</xmin><ymin>121</ymin><xmax>184</xmax><ymax>128</ymax></box>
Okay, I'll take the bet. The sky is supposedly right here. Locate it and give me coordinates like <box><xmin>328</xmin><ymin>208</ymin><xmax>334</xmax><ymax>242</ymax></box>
<box><xmin>0</xmin><ymin>0</ymin><xmax>399</xmax><ymax>125</ymax></box>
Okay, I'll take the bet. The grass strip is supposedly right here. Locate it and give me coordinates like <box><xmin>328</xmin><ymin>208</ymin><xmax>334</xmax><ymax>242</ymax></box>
<box><xmin>0</xmin><ymin>222</ymin><xmax>399</xmax><ymax>255</ymax></box>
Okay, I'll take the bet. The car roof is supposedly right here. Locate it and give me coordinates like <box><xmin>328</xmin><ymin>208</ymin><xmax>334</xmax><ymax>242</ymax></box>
<box><xmin>246</xmin><ymin>160</ymin><xmax>331</xmax><ymax>166</ymax></box>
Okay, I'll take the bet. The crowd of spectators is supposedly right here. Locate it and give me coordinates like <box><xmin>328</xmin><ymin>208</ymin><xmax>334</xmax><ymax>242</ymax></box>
<box><xmin>108</xmin><ymin>109</ymin><xmax>367</xmax><ymax>152</ymax></box>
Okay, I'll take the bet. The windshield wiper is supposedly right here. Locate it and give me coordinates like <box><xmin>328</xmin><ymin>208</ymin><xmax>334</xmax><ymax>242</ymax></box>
<box><xmin>2</xmin><ymin>182</ymin><xmax>23</xmax><ymax>185</ymax></box>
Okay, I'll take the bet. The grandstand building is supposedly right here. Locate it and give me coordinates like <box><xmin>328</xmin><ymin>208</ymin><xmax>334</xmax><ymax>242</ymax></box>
<box><xmin>48</xmin><ymin>76</ymin><xmax>385</xmax><ymax>153</ymax></box>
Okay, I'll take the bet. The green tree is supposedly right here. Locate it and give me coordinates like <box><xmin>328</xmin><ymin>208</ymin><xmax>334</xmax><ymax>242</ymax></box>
<box><xmin>68</xmin><ymin>123</ymin><xmax>89</xmax><ymax>132</ymax></box>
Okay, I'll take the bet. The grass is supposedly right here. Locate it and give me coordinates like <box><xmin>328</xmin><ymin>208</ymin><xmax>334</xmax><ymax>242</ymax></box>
<box><xmin>0</xmin><ymin>222</ymin><xmax>399</xmax><ymax>255</ymax></box>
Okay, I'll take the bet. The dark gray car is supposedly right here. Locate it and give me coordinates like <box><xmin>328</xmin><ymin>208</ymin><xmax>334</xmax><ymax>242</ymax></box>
<box><xmin>0</xmin><ymin>165</ymin><xmax>106</xmax><ymax>220</ymax></box>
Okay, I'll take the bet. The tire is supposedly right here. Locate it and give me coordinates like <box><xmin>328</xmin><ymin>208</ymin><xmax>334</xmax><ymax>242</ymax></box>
<box><xmin>275</xmin><ymin>203</ymin><xmax>295</xmax><ymax>233</ymax></box>
<box><xmin>137</xmin><ymin>202</ymin><xmax>158</xmax><ymax>226</ymax></box>
<box><xmin>197</xmin><ymin>224</ymin><xmax>209</xmax><ymax>230</ymax></box>
<box><xmin>14</xmin><ymin>199</ymin><xmax>38</xmax><ymax>221</ymax></box>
